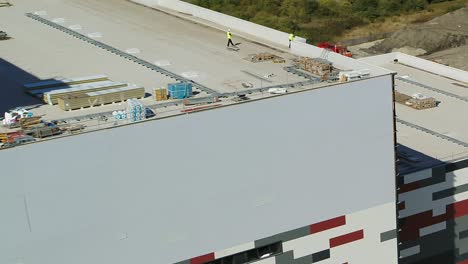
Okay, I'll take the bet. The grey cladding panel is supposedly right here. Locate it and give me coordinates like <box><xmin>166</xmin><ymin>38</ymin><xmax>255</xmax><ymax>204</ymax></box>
<box><xmin>380</xmin><ymin>229</ymin><xmax>397</xmax><ymax>242</ymax></box>
<box><xmin>311</xmin><ymin>249</ymin><xmax>330</xmax><ymax>262</ymax></box>
<box><xmin>275</xmin><ymin>251</ymin><xmax>294</xmax><ymax>264</ymax></box>
<box><xmin>255</xmin><ymin>226</ymin><xmax>310</xmax><ymax>248</ymax></box>
<box><xmin>433</xmin><ymin>184</ymin><xmax>468</xmax><ymax>200</ymax></box>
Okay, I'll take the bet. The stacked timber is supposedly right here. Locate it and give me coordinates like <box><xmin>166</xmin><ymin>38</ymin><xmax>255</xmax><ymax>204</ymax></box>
<box><xmin>44</xmin><ymin>81</ymin><xmax>127</xmax><ymax>105</ymax></box>
<box><xmin>0</xmin><ymin>131</ymin><xmax>25</xmax><ymax>143</ymax></box>
<box><xmin>295</xmin><ymin>57</ymin><xmax>333</xmax><ymax>80</ymax></box>
<box><xmin>24</xmin><ymin>74</ymin><xmax>108</xmax><ymax>96</ymax></box>
<box><xmin>57</xmin><ymin>85</ymin><xmax>145</xmax><ymax>111</ymax></box>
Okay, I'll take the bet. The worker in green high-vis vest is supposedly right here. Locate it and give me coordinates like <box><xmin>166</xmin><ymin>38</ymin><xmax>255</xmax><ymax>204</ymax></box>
<box><xmin>289</xmin><ymin>33</ymin><xmax>295</xmax><ymax>49</ymax></box>
<box><xmin>227</xmin><ymin>29</ymin><xmax>235</xmax><ymax>47</ymax></box>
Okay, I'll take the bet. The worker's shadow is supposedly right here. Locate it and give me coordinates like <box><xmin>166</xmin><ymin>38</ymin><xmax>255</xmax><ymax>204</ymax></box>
<box><xmin>235</xmin><ymin>42</ymin><xmax>242</xmax><ymax>46</ymax></box>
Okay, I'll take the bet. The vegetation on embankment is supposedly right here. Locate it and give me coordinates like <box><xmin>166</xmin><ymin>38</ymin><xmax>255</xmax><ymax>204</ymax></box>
<box><xmin>185</xmin><ymin>0</ymin><xmax>468</xmax><ymax>43</ymax></box>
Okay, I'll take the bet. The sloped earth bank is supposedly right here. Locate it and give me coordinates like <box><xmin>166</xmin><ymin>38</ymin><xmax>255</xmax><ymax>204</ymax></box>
<box><xmin>371</xmin><ymin>7</ymin><xmax>468</xmax><ymax>55</ymax></box>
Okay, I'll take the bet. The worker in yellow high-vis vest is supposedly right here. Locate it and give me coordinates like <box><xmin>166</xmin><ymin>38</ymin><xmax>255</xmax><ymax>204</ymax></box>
<box><xmin>289</xmin><ymin>33</ymin><xmax>295</xmax><ymax>49</ymax></box>
<box><xmin>227</xmin><ymin>29</ymin><xmax>235</xmax><ymax>47</ymax></box>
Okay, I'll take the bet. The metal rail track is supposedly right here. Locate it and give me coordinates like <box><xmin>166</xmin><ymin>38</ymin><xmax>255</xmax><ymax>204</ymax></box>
<box><xmin>53</xmin><ymin>79</ymin><xmax>317</xmax><ymax>123</ymax></box>
<box><xmin>396</xmin><ymin>77</ymin><xmax>468</xmax><ymax>103</ymax></box>
<box><xmin>397</xmin><ymin>118</ymin><xmax>468</xmax><ymax>148</ymax></box>
<box><xmin>25</xmin><ymin>13</ymin><xmax>219</xmax><ymax>95</ymax></box>
<box><xmin>221</xmin><ymin>80</ymin><xmax>317</xmax><ymax>97</ymax></box>
<box><xmin>283</xmin><ymin>66</ymin><xmax>322</xmax><ymax>82</ymax></box>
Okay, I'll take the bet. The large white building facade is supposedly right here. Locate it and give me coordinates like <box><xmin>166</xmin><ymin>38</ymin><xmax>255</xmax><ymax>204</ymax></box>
<box><xmin>0</xmin><ymin>75</ymin><xmax>398</xmax><ymax>264</ymax></box>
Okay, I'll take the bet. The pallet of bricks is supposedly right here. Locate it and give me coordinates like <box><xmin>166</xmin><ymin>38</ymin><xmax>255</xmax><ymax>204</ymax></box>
<box><xmin>408</xmin><ymin>97</ymin><xmax>437</xmax><ymax>110</ymax></box>
<box><xmin>394</xmin><ymin>91</ymin><xmax>436</xmax><ymax>110</ymax></box>
<box><xmin>295</xmin><ymin>57</ymin><xmax>332</xmax><ymax>80</ymax></box>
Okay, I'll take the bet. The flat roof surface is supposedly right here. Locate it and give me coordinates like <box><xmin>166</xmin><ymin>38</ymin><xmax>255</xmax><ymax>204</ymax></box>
<box><xmin>366</xmin><ymin>59</ymin><xmax>468</xmax><ymax>167</ymax></box>
<box><xmin>0</xmin><ymin>0</ymin><xmax>388</xmax><ymax>135</ymax></box>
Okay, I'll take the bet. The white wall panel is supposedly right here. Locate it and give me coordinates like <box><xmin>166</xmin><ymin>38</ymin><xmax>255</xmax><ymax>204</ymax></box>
<box><xmin>0</xmin><ymin>76</ymin><xmax>395</xmax><ymax>264</ymax></box>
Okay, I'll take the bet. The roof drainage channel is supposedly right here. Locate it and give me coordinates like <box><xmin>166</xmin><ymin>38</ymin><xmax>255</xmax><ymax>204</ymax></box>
<box><xmin>397</xmin><ymin>118</ymin><xmax>468</xmax><ymax>148</ymax></box>
<box><xmin>25</xmin><ymin>13</ymin><xmax>218</xmax><ymax>95</ymax></box>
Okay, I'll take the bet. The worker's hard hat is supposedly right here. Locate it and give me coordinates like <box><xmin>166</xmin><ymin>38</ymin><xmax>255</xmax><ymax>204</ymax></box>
<box><xmin>228</xmin><ymin>29</ymin><xmax>231</xmax><ymax>32</ymax></box>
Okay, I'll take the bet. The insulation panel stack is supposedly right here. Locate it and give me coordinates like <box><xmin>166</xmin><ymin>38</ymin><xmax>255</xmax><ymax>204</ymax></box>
<box><xmin>57</xmin><ymin>85</ymin><xmax>145</xmax><ymax>111</ymax></box>
<box><xmin>44</xmin><ymin>81</ymin><xmax>127</xmax><ymax>105</ymax></box>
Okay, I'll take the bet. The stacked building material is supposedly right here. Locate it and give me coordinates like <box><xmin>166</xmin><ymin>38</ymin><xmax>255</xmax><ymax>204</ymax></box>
<box><xmin>126</xmin><ymin>99</ymin><xmax>145</xmax><ymax>122</ymax></box>
<box><xmin>57</xmin><ymin>85</ymin><xmax>145</xmax><ymax>111</ymax></box>
<box><xmin>43</xmin><ymin>81</ymin><xmax>127</xmax><ymax>105</ymax></box>
<box><xmin>154</xmin><ymin>88</ymin><xmax>168</xmax><ymax>101</ymax></box>
<box><xmin>394</xmin><ymin>91</ymin><xmax>437</xmax><ymax>110</ymax></box>
<box><xmin>295</xmin><ymin>57</ymin><xmax>333</xmax><ymax>80</ymax></box>
<box><xmin>0</xmin><ymin>131</ymin><xmax>24</xmax><ymax>143</ymax></box>
<box><xmin>168</xmin><ymin>83</ymin><xmax>192</xmax><ymax>99</ymax></box>
<box><xmin>394</xmin><ymin>91</ymin><xmax>412</xmax><ymax>104</ymax></box>
<box><xmin>407</xmin><ymin>97</ymin><xmax>437</xmax><ymax>110</ymax></box>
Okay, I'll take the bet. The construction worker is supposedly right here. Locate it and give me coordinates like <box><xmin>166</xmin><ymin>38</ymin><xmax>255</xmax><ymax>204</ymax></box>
<box><xmin>289</xmin><ymin>33</ymin><xmax>295</xmax><ymax>48</ymax></box>
<box><xmin>227</xmin><ymin>29</ymin><xmax>235</xmax><ymax>47</ymax></box>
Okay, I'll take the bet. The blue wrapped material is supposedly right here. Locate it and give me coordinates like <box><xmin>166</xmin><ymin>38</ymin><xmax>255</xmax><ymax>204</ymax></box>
<box><xmin>168</xmin><ymin>83</ymin><xmax>193</xmax><ymax>99</ymax></box>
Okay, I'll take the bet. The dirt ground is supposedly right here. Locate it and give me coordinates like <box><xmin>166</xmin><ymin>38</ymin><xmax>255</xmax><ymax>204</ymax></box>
<box><xmin>349</xmin><ymin>7</ymin><xmax>468</xmax><ymax>71</ymax></box>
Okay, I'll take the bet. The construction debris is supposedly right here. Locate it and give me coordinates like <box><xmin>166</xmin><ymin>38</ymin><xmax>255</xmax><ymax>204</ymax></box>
<box><xmin>24</xmin><ymin>125</ymin><xmax>62</xmax><ymax>138</ymax></box>
<box><xmin>0</xmin><ymin>31</ymin><xmax>8</xmax><ymax>40</ymax></box>
<box><xmin>268</xmin><ymin>88</ymin><xmax>288</xmax><ymax>94</ymax></box>
<box><xmin>2</xmin><ymin>108</ymin><xmax>34</xmax><ymax>126</ymax></box>
<box><xmin>394</xmin><ymin>91</ymin><xmax>437</xmax><ymax>110</ymax></box>
<box><xmin>294</xmin><ymin>57</ymin><xmax>333</xmax><ymax>80</ymax></box>
<box><xmin>59</xmin><ymin>124</ymin><xmax>86</xmax><ymax>134</ymax></box>
<box><xmin>247</xmin><ymin>52</ymin><xmax>285</xmax><ymax>63</ymax></box>
<box><xmin>0</xmin><ymin>2</ymin><xmax>12</xmax><ymax>7</ymax></box>
<box><xmin>241</xmin><ymin>82</ymin><xmax>253</xmax><ymax>88</ymax></box>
